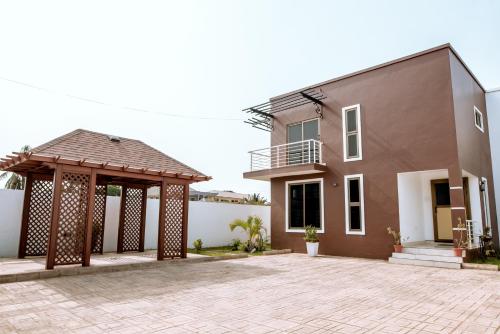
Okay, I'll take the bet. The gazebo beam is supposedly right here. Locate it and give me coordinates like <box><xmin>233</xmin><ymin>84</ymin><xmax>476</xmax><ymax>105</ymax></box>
<box><xmin>82</xmin><ymin>169</ymin><xmax>97</xmax><ymax>266</ymax></box>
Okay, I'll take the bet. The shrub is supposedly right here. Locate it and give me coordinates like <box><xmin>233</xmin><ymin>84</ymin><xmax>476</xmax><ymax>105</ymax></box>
<box><xmin>229</xmin><ymin>215</ymin><xmax>267</xmax><ymax>253</ymax></box>
<box><xmin>230</xmin><ymin>239</ymin><xmax>241</xmax><ymax>251</ymax></box>
<box><xmin>304</xmin><ymin>225</ymin><xmax>319</xmax><ymax>243</ymax></box>
<box><xmin>193</xmin><ymin>239</ymin><xmax>203</xmax><ymax>253</ymax></box>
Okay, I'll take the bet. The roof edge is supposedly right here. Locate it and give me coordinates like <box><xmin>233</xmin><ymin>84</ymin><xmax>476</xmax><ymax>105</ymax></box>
<box><xmin>271</xmin><ymin>43</ymin><xmax>485</xmax><ymax>100</ymax></box>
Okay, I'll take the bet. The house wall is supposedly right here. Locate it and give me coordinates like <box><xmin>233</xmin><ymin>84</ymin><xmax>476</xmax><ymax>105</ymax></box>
<box><xmin>0</xmin><ymin>190</ymin><xmax>270</xmax><ymax>257</ymax></box>
<box><xmin>449</xmin><ymin>52</ymin><xmax>499</xmax><ymax>245</ymax></box>
<box><xmin>486</xmin><ymin>89</ymin><xmax>500</xmax><ymax>244</ymax></box>
<box><xmin>270</xmin><ymin>48</ymin><xmax>459</xmax><ymax>259</ymax></box>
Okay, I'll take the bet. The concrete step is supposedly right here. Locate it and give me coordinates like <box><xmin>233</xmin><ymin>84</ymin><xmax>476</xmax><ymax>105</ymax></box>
<box><xmin>402</xmin><ymin>247</ymin><xmax>459</xmax><ymax>257</ymax></box>
<box><xmin>388</xmin><ymin>257</ymin><xmax>461</xmax><ymax>269</ymax></box>
<box><xmin>392</xmin><ymin>252</ymin><xmax>463</xmax><ymax>263</ymax></box>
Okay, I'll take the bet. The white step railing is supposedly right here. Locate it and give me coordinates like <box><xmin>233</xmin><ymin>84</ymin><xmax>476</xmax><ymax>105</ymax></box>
<box><xmin>465</xmin><ymin>220</ymin><xmax>481</xmax><ymax>249</ymax></box>
<box><xmin>249</xmin><ymin>139</ymin><xmax>323</xmax><ymax>172</ymax></box>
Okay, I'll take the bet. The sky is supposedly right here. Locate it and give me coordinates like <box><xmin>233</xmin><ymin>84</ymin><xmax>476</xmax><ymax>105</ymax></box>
<box><xmin>1</xmin><ymin>0</ymin><xmax>499</xmax><ymax>199</ymax></box>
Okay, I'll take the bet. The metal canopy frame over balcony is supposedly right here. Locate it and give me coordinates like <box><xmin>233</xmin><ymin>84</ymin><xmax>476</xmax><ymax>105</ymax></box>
<box><xmin>244</xmin><ymin>139</ymin><xmax>326</xmax><ymax>181</ymax></box>
<box><xmin>243</xmin><ymin>88</ymin><xmax>327</xmax><ymax>132</ymax></box>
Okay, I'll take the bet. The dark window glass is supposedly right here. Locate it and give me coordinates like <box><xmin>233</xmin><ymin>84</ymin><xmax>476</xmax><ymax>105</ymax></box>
<box><xmin>349</xmin><ymin>179</ymin><xmax>359</xmax><ymax>203</ymax></box>
<box><xmin>287</xmin><ymin>123</ymin><xmax>302</xmax><ymax>143</ymax></box>
<box><xmin>435</xmin><ymin>183</ymin><xmax>450</xmax><ymax>206</ymax></box>
<box><xmin>289</xmin><ymin>184</ymin><xmax>303</xmax><ymax>228</ymax></box>
<box><xmin>350</xmin><ymin>206</ymin><xmax>361</xmax><ymax>230</ymax></box>
<box><xmin>346</xmin><ymin>109</ymin><xmax>357</xmax><ymax>132</ymax></box>
<box><xmin>347</xmin><ymin>134</ymin><xmax>358</xmax><ymax>157</ymax></box>
<box><xmin>303</xmin><ymin>119</ymin><xmax>319</xmax><ymax>140</ymax></box>
<box><xmin>305</xmin><ymin>183</ymin><xmax>321</xmax><ymax>228</ymax></box>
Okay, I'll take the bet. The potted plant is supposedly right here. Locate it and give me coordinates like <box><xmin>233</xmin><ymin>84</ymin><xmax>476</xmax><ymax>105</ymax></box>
<box><xmin>453</xmin><ymin>218</ymin><xmax>467</xmax><ymax>257</ymax></box>
<box><xmin>387</xmin><ymin>227</ymin><xmax>405</xmax><ymax>253</ymax></box>
<box><xmin>304</xmin><ymin>225</ymin><xmax>319</xmax><ymax>257</ymax></box>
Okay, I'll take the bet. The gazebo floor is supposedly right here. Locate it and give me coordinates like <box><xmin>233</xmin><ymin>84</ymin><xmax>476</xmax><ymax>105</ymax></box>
<box><xmin>0</xmin><ymin>251</ymin><xmax>245</xmax><ymax>284</ymax></box>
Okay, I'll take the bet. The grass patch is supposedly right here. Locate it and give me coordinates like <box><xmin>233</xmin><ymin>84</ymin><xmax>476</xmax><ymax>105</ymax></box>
<box><xmin>470</xmin><ymin>257</ymin><xmax>500</xmax><ymax>268</ymax></box>
<box><xmin>187</xmin><ymin>245</ymin><xmax>271</xmax><ymax>257</ymax></box>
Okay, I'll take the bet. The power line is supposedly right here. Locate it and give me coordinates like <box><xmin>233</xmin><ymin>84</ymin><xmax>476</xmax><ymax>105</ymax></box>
<box><xmin>0</xmin><ymin>76</ymin><xmax>245</xmax><ymax>121</ymax></box>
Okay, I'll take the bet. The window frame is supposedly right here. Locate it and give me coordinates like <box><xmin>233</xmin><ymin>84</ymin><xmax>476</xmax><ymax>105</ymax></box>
<box><xmin>342</xmin><ymin>104</ymin><xmax>363</xmax><ymax>162</ymax></box>
<box><xmin>286</xmin><ymin>118</ymin><xmax>320</xmax><ymax>143</ymax></box>
<box><xmin>474</xmin><ymin>106</ymin><xmax>484</xmax><ymax>133</ymax></box>
<box><xmin>344</xmin><ymin>173</ymin><xmax>366</xmax><ymax>235</ymax></box>
<box><xmin>285</xmin><ymin>178</ymin><xmax>324</xmax><ymax>233</ymax></box>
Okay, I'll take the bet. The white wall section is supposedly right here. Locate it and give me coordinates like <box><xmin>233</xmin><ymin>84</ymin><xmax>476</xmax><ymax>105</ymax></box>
<box><xmin>486</xmin><ymin>89</ymin><xmax>500</xmax><ymax>243</ymax></box>
<box><xmin>0</xmin><ymin>190</ymin><xmax>270</xmax><ymax>257</ymax></box>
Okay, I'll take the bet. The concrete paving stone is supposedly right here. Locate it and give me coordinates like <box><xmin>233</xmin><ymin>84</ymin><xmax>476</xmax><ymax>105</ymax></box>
<box><xmin>0</xmin><ymin>254</ymin><xmax>500</xmax><ymax>333</ymax></box>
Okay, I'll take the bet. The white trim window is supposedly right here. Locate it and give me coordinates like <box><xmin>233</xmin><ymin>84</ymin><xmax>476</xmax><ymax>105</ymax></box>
<box><xmin>285</xmin><ymin>178</ymin><xmax>324</xmax><ymax>233</ymax></box>
<box><xmin>344</xmin><ymin>174</ymin><xmax>365</xmax><ymax>235</ymax></box>
<box><xmin>474</xmin><ymin>106</ymin><xmax>484</xmax><ymax>133</ymax></box>
<box><xmin>342</xmin><ymin>104</ymin><xmax>362</xmax><ymax>161</ymax></box>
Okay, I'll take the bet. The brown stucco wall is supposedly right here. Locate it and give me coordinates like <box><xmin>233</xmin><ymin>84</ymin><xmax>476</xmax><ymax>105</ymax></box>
<box><xmin>449</xmin><ymin>51</ymin><xmax>499</xmax><ymax>245</ymax></box>
<box><xmin>270</xmin><ymin>48</ymin><xmax>462</xmax><ymax>259</ymax></box>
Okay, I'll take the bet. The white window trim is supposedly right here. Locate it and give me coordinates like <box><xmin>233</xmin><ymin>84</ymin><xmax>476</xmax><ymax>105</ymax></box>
<box><xmin>344</xmin><ymin>173</ymin><xmax>366</xmax><ymax>235</ymax></box>
<box><xmin>474</xmin><ymin>106</ymin><xmax>484</xmax><ymax>133</ymax></box>
<box><xmin>342</xmin><ymin>104</ymin><xmax>363</xmax><ymax>162</ymax></box>
<box><xmin>285</xmin><ymin>178</ymin><xmax>324</xmax><ymax>233</ymax></box>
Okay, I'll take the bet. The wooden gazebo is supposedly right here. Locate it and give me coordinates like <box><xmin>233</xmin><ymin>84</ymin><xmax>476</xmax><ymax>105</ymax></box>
<box><xmin>0</xmin><ymin>129</ymin><xmax>210</xmax><ymax>269</ymax></box>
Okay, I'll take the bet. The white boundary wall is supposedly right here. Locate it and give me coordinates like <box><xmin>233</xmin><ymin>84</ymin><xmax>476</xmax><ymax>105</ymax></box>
<box><xmin>0</xmin><ymin>190</ymin><xmax>270</xmax><ymax>257</ymax></box>
<box><xmin>486</xmin><ymin>89</ymin><xmax>500</xmax><ymax>244</ymax></box>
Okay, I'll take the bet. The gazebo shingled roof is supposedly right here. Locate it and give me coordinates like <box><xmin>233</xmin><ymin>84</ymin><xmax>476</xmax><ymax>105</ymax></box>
<box><xmin>0</xmin><ymin>129</ymin><xmax>210</xmax><ymax>182</ymax></box>
<box><xmin>0</xmin><ymin>129</ymin><xmax>210</xmax><ymax>270</ymax></box>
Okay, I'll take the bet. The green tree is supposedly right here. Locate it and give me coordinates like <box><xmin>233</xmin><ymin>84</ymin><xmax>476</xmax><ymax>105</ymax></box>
<box><xmin>229</xmin><ymin>215</ymin><xmax>267</xmax><ymax>252</ymax></box>
<box><xmin>245</xmin><ymin>193</ymin><xmax>268</xmax><ymax>205</ymax></box>
<box><xmin>0</xmin><ymin>145</ymin><xmax>31</xmax><ymax>190</ymax></box>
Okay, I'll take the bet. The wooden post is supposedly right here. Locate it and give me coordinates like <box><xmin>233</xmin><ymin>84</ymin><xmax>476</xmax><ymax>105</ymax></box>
<box><xmin>138</xmin><ymin>185</ymin><xmax>147</xmax><ymax>252</ymax></box>
<box><xmin>181</xmin><ymin>184</ymin><xmax>189</xmax><ymax>258</ymax></box>
<box><xmin>157</xmin><ymin>178</ymin><xmax>167</xmax><ymax>260</ymax></box>
<box><xmin>46</xmin><ymin>164</ymin><xmax>63</xmax><ymax>270</ymax></box>
<box><xmin>18</xmin><ymin>173</ymin><xmax>33</xmax><ymax>258</ymax></box>
<box><xmin>117</xmin><ymin>185</ymin><xmax>127</xmax><ymax>253</ymax></box>
<box><xmin>82</xmin><ymin>169</ymin><xmax>96</xmax><ymax>266</ymax></box>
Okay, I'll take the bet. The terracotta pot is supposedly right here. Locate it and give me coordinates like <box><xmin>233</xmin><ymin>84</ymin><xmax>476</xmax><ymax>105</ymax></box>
<box><xmin>453</xmin><ymin>248</ymin><xmax>464</xmax><ymax>257</ymax></box>
<box><xmin>393</xmin><ymin>244</ymin><xmax>403</xmax><ymax>253</ymax></box>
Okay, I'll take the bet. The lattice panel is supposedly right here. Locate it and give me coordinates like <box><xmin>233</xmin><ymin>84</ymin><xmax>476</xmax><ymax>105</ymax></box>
<box><xmin>92</xmin><ymin>185</ymin><xmax>107</xmax><ymax>254</ymax></box>
<box><xmin>54</xmin><ymin>172</ymin><xmax>90</xmax><ymax>265</ymax></box>
<box><xmin>25</xmin><ymin>179</ymin><xmax>53</xmax><ymax>256</ymax></box>
<box><xmin>121</xmin><ymin>187</ymin><xmax>145</xmax><ymax>252</ymax></box>
<box><xmin>163</xmin><ymin>184</ymin><xmax>185</xmax><ymax>258</ymax></box>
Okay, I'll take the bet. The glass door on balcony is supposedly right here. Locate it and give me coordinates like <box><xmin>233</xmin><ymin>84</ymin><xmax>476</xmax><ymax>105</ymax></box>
<box><xmin>287</xmin><ymin>119</ymin><xmax>319</xmax><ymax>165</ymax></box>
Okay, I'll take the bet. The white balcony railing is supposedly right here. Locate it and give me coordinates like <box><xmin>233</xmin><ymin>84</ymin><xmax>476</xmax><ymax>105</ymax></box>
<box><xmin>249</xmin><ymin>139</ymin><xmax>323</xmax><ymax>172</ymax></box>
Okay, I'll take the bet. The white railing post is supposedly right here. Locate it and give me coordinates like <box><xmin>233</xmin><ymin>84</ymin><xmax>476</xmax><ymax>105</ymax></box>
<box><xmin>308</xmin><ymin>140</ymin><xmax>311</xmax><ymax>163</ymax></box>
<box><xmin>250</xmin><ymin>153</ymin><xmax>253</xmax><ymax>171</ymax></box>
<box><xmin>277</xmin><ymin>146</ymin><xmax>280</xmax><ymax>168</ymax></box>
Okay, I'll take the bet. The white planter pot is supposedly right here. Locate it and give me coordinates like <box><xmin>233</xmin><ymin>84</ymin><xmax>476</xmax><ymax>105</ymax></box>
<box><xmin>306</xmin><ymin>242</ymin><xmax>319</xmax><ymax>257</ymax></box>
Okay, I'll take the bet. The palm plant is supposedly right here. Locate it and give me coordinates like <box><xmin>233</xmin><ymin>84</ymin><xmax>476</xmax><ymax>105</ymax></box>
<box><xmin>245</xmin><ymin>193</ymin><xmax>268</xmax><ymax>205</ymax></box>
<box><xmin>0</xmin><ymin>145</ymin><xmax>31</xmax><ymax>190</ymax></box>
<box><xmin>229</xmin><ymin>215</ymin><xmax>267</xmax><ymax>252</ymax></box>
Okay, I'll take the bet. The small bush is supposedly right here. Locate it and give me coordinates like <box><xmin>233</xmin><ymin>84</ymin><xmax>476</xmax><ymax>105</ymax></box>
<box><xmin>193</xmin><ymin>239</ymin><xmax>203</xmax><ymax>253</ymax></box>
<box><xmin>230</xmin><ymin>239</ymin><xmax>241</xmax><ymax>251</ymax></box>
<box><xmin>304</xmin><ymin>225</ymin><xmax>319</xmax><ymax>243</ymax></box>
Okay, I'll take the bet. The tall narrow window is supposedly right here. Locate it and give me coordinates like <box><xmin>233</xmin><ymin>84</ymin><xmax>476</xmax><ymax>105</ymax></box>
<box><xmin>342</xmin><ymin>104</ymin><xmax>362</xmax><ymax>161</ymax></box>
<box><xmin>345</xmin><ymin>174</ymin><xmax>365</xmax><ymax>235</ymax></box>
<box><xmin>474</xmin><ymin>106</ymin><xmax>484</xmax><ymax>132</ymax></box>
<box><xmin>286</xmin><ymin>179</ymin><xmax>323</xmax><ymax>232</ymax></box>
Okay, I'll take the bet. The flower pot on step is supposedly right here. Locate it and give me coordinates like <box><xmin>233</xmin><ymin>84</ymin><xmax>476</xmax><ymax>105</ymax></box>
<box><xmin>306</xmin><ymin>242</ymin><xmax>319</xmax><ymax>257</ymax></box>
<box><xmin>453</xmin><ymin>247</ymin><xmax>464</xmax><ymax>257</ymax></box>
<box><xmin>393</xmin><ymin>244</ymin><xmax>403</xmax><ymax>253</ymax></box>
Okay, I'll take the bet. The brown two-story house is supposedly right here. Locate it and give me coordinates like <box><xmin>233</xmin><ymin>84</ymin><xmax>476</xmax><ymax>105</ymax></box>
<box><xmin>243</xmin><ymin>44</ymin><xmax>498</xmax><ymax>262</ymax></box>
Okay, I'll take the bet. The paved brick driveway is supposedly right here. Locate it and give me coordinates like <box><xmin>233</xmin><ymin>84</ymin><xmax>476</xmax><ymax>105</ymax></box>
<box><xmin>0</xmin><ymin>254</ymin><xmax>499</xmax><ymax>333</ymax></box>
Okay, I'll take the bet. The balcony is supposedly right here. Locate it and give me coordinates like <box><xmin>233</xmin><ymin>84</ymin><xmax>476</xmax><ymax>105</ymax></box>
<box><xmin>243</xmin><ymin>139</ymin><xmax>327</xmax><ymax>181</ymax></box>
